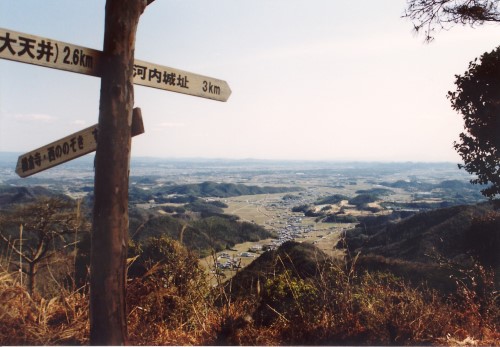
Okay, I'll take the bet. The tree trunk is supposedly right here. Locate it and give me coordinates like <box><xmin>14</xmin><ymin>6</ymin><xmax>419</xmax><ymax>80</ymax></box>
<box><xmin>90</xmin><ymin>1</ymin><xmax>146</xmax><ymax>345</ymax></box>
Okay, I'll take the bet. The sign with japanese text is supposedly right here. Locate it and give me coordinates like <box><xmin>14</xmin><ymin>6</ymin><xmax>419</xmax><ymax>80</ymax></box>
<box><xmin>132</xmin><ymin>59</ymin><xmax>231</xmax><ymax>102</ymax></box>
<box><xmin>0</xmin><ymin>27</ymin><xmax>231</xmax><ymax>101</ymax></box>
<box><xmin>0</xmin><ymin>27</ymin><xmax>101</xmax><ymax>77</ymax></box>
<box><xmin>15</xmin><ymin>109</ymin><xmax>145</xmax><ymax>178</ymax></box>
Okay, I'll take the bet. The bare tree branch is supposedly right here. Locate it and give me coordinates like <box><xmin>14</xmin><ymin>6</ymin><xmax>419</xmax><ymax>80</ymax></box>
<box><xmin>0</xmin><ymin>231</ymin><xmax>30</xmax><ymax>263</ymax></box>
<box><xmin>404</xmin><ymin>0</ymin><xmax>500</xmax><ymax>41</ymax></box>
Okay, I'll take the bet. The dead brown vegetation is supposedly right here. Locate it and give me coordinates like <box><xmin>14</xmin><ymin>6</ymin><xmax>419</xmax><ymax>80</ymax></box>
<box><xmin>0</xmin><ymin>238</ymin><xmax>498</xmax><ymax>345</ymax></box>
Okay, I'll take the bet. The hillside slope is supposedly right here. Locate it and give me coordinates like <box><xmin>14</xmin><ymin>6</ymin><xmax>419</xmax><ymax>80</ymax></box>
<box><xmin>342</xmin><ymin>202</ymin><xmax>499</xmax><ymax>291</ymax></box>
<box><xmin>0</xmin><ymin>185</ymin><xmax>66</xmax><ymax>208</ymax></box>
<box><xmin>129</xmin><ymin>208</ymin><xmax>275</xmax><ymax>257</ymax></box>
<box><xmin>228</xmin><ymin>241</ymin><xmax>332</xmax><ymax>298</ymax></box>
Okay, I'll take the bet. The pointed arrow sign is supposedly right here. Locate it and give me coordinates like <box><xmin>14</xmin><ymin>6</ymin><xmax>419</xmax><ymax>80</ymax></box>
<box><xmin>15</xmin><ymin>108</ymin><xmax>145</xmax><ymax>178</ymax></box>
<box><xmin>0</xmin><ymin>27</ymin><xmax>231</xmax><ymax>101</ymax></box>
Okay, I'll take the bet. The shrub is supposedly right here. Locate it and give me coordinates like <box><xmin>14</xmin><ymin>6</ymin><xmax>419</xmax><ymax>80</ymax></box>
<box><xmin>354</xmin><ymin>271</ymin><xmax>451</xmax><ymax>345</ymax></box>
<box><xmin>291</xmin><ymin>204</ymin><xmax>309</xmax><ymax>213</ymax></box>
<box><xmin>446</xmin><ymin>261</ymin><xmax>500</xmax><ymax>342</ymax></box>
<box><xmin>127</xmin><ymin>236</ymin><xmax>210</xmax><ymax>331</ymax></box>
<box><xmin>257</xmin><ymin>270</ymin><xmax>320</xmax><ymax>326</ymax></box>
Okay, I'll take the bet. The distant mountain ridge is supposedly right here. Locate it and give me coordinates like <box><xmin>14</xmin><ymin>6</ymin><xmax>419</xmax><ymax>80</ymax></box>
<box><xmin>130</xmin><ymin>181</ymin><xmax>303</xmax><ymax>202</ymax></box>
<box><xmin>158</xmin><ymin>181</ymin><xmax>302</xmax><ymax>197</ymax></box>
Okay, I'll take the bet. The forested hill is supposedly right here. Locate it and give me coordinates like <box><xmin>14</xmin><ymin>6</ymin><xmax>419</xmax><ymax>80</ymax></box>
<box><xmin>342</xmin><ymin>201</ymin><xmax>500</xmax><ymax>291</ymax></box>
<box><xmin>0</xmin><ymin>185</ymin><xmax>66</xmax><ymax>208</ymax></box>
<box><xmin>130</xmin><ymin>181</ymin><xmax>302</xmax><ymax>202</ymax></box>
<box><xmin>129</xmin><ymin>210</ymin><xmax>274</xmax><ymax>257</ymax></box>
<box><xmin>157</xmin><ymin>181</ymin><xmax>302</xmax><ymax>197</ymax></box>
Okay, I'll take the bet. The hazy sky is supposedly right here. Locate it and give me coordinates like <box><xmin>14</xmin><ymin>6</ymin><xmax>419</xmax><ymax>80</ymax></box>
<box><xmin>1</xmin><ymin>1</ymin><xmax>499</xmax><ymax>162</ymax></box>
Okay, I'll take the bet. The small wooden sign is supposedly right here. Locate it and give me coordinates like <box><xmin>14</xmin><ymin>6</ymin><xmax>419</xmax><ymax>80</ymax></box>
<box><xmin>15</xmin><ymin>108</ymin><xmax>145</xmax><ymax>178</ymax></box>
<box><xmin>0</xmin><ymin>28</ymin><xmax>231</xmax><ymax>101</ymax></box>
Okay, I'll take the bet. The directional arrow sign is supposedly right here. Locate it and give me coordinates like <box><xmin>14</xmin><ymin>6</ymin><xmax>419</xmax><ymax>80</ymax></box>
<box><xmin>0</xmin><ymin>27</ymin><xmax>102</xmax><ymax>77</ymax></box>
<box><xmin>132</xmin><ymin>59</ymin><xmax>231</xmax><ymax>102</ymax></box>
<box><xmin>15</xmin><ymin>108</ymin><xmax>145</xmax><ymax>178</ymax></box>
<box><xmin>0</xmin><ymin>27</ymin><xmax>231</xmax><ymax>101</ymax></box>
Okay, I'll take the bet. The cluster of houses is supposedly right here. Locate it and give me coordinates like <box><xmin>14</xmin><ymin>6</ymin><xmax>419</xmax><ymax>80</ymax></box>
<box><xmin>262</xmin><ymin>215</ymin><xmax>315</xmax><ymax>251</ymax></box>
<box><xmin>214</xmin><ymin>252</ymin><xmax>242</xmax><ymax>270</ymax></box>
<box><xmin>212</xmin><ymin>197</ymin><xmax>320</xmax><ymax>273</ymax></box>
<box><xmin>212</xmin><ymin>214</ymin><xmax>318</xmax><ymax>273</ymax></box>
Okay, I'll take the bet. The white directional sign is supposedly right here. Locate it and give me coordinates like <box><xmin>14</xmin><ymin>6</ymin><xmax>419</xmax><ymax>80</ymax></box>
<box><xmin>15</xmin><ymin>109</ymin><xmax>145</xmax><ymax>178</ymax></box>
<box><xmin>0</xmin><ymin>28</ymin><xmax>101</xmax><ymax>77</ymax></box>
<box><xmin>0</xmin><ymin>28</ymin><xmax>231</xmax><ymax>102</ymax></box>
<box><xmin>133</xmin><ymin>59</ymin><xmax>231</xmax><ymax>101</ymax></box>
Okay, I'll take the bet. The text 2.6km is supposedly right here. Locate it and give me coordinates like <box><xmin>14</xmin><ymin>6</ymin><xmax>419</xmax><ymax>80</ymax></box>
<box><xmin>63</xmin><ymin>47</ymin><xmax>93</xmax><ymax>68</ymax></box>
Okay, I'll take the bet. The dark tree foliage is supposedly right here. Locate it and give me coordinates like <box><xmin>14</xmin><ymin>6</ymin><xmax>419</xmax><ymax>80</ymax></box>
<box><xmin>448</xmin><ymin>47</ymin><xmax>500</xmax><ymax>198</ymax></box>
<box><xmin>291</xmin><ymin>204</ymin><xmax>311</xmax><ymax>213</ymax></box>
<box><xmin>404</xmin><ymin>0</ymin><xmax>500</xmax><ymax>41</ymax></box>
<box><xmin>465</xmin><ymin>213</ymin><xmax>500</xmax><ymax>268</ymax></box>
<box><xmin>314</xmin><ymin>194</ymin><xmax>350</xmax><ymax>205</ymax></box>
<box><xmin>349</xmin><ymin>194</ymin><xmax>379</xmax><ymax>206</ymax></box>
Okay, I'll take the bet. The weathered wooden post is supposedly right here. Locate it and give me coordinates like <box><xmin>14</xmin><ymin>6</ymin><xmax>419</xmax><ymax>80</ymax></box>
<box><xmin>90</xmin><ymin>1</ymin><xmax>151</xmax><ymax>344</ymax></box>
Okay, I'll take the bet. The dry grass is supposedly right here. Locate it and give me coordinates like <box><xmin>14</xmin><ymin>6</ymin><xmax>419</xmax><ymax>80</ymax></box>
<box><xmin>214</xmin><ymin>250</ymin><xmax>500</xmax><ymax>346</ymax></box>
<box><xmin>0</xmin><ymin>247</ymin><xmax>498</xmax><ymax>346</ymax></box>
<box><xmin>0</xmin><ymin>280</ymin><xmax>89</xmax><ymax>345</ymax></box>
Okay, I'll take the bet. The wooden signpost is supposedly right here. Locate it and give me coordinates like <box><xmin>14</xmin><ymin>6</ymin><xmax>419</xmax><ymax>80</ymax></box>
<box><xmin>1</xmin><ymin>7</ymin><xmax>231</xmax><ymax>343</ymax></box>
<box><xmin>15</xmin><ymin>108</ymin><xmax>144</xmax><ymax>178</ymax></box>
<box><xmin>0</xmin><ymin>27</ymin><xmax>231</xmax><ymax>102</ymax></box>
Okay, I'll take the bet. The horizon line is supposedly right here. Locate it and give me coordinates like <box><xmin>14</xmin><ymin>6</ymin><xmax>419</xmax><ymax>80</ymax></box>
<box><xmin>0</xmin><ymin>151</ymin><xmax>460</xmax><ymax>165</ymax></box>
